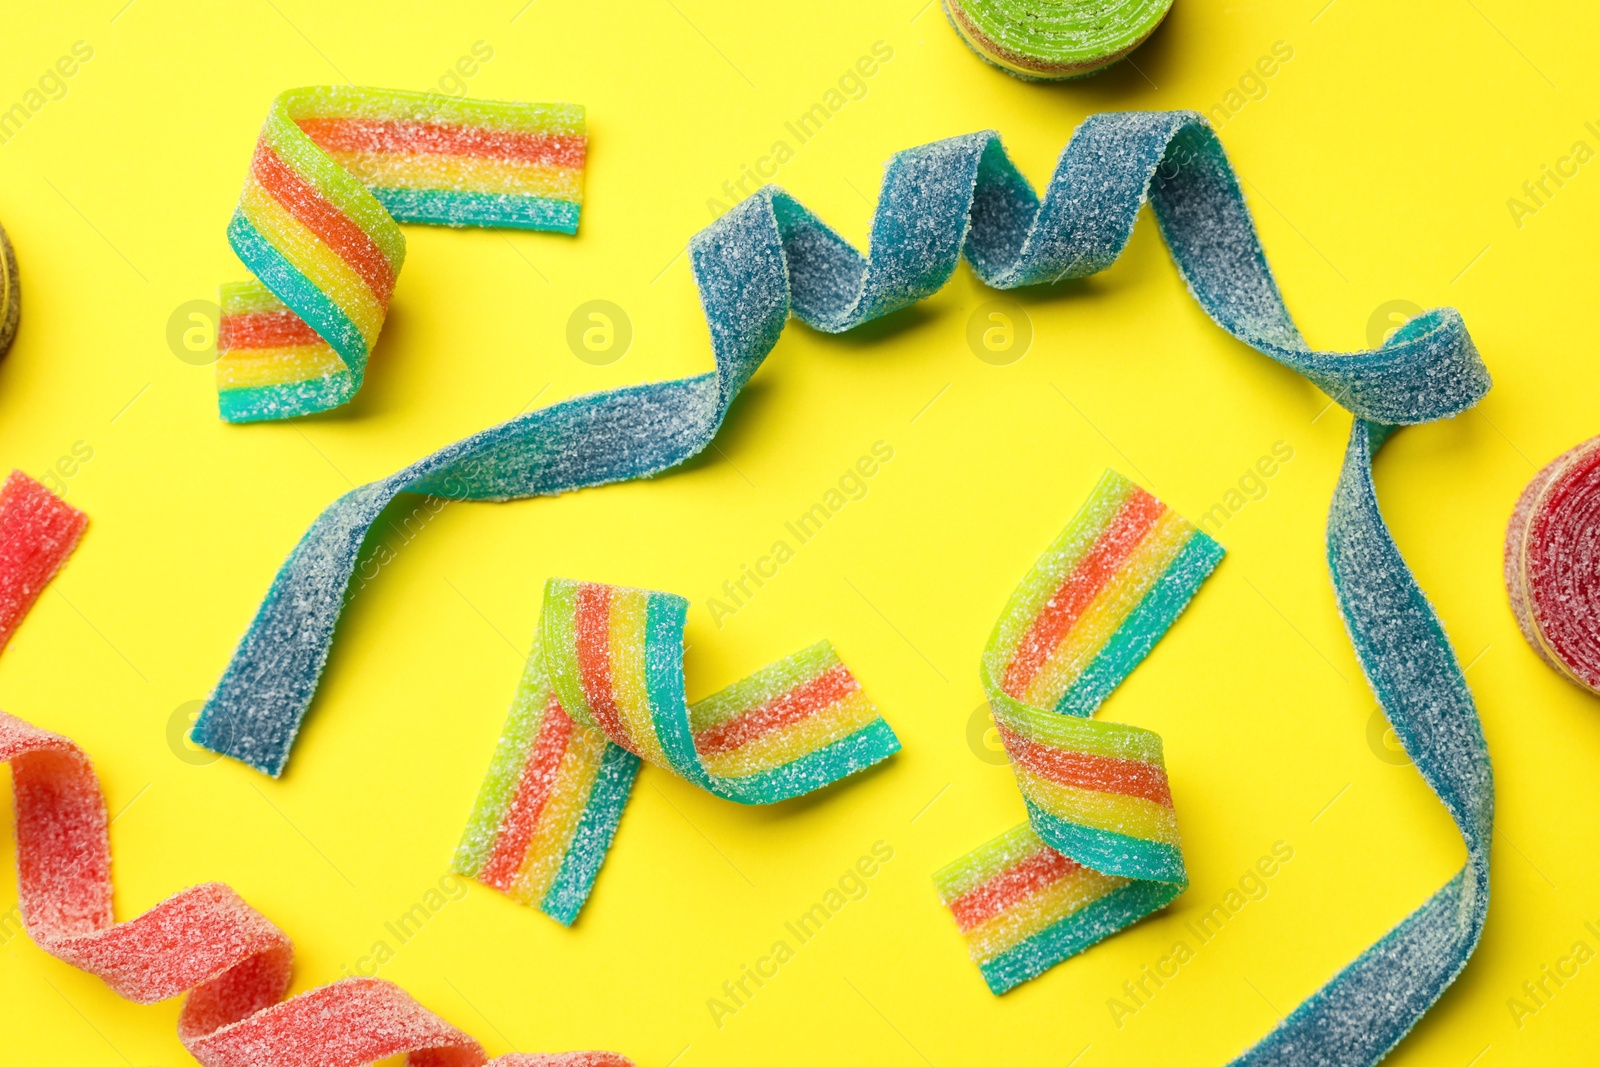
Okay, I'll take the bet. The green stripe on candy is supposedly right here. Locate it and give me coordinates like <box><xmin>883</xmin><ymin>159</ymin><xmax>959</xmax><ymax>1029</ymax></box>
<box><xmin>933</xmin><ymin>822</ymin><xmax>1044</xmax><ymax>902</ymax></box>
<box><xmin>450</xmin><ymin>653</ymin><xmax>552</xmax><ymax>878</ymax></box>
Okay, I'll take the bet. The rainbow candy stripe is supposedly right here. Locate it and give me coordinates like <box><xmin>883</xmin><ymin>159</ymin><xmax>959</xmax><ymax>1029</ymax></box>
<box><xmin>455</xmin><ymin>578</ymin><xmax>899</xmax><ymax>924</ymax></box>
<box><xmin>936</xmin><ymin>470</ymin><xmax>1223</xmax><ymax>993</ymax></box>
<box><xmin>219</xmin><ymin>87</ymin><xmax>585</xmax><ymax>423</ymax></box>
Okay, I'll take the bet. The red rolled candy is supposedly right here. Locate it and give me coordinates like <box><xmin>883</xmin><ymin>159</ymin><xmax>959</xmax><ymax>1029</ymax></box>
<box><xmin>0</xmin><ymin>469</ymin><xmax>87</xmax><ymax>651</ymax></box>
<box><xmin>1506</xmin><ymin>435</ymin><xmax>1600</xmax><ymax>693</ymax></box>
<box><xmin>0</xmin><ymin>711</ymin><xmax>631</xmax><ymax>1067</ymax></box>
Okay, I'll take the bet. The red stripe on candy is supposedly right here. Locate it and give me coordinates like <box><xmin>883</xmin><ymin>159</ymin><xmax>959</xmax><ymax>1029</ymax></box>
<box><xmin>574</xmin><ymin>583</ymin><xmax>629</xmax><ymax>744</ymax></box>
<box><xmin>251</xmin><ymin>142</ymin><xmax>396</xmax><ymax>305</ymax></box>
<box><xmin>998</xmin><ymin>723</ymin><xmax>1173</xmax><ymax>807</ymax></box>
<box><xmin>219</xmin><ymin>309</ymin><xmax>324</xmax><ymax>350</ymax></box>
<box><xmin>479</xmin><ymin>694</ymin><xmax>574</xmax><ymax>890</ymax></box>
<box><xmin>0</xmin><ymin>472</ymin><xmax>87</xmax><ymax>653</ymax></box>
<box><xmin>1002</xmin><ymin>488</ymin><xmax>1166</xmax><ymax>698</ymax></box>
<box><xmin>947</xmin><ymin>847</ymin><xmax>1079</xmax><ymax>931</ymax></box>
<box><xmin>298</xmin><ymin>117</ymin><xmax>588</xmax><ymax>169</ymax></box>
<box><xmin>692</xmin><ymin>663</ymin><xmax>858</xmax><ymax>756</ymax></box>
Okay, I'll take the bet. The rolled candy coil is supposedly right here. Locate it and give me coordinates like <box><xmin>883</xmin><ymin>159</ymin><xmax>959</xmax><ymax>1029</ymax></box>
<box><xmin>1505</xmin><ymin>434</ymin><xmax>1600</xmax><ymax>692</ymax></box>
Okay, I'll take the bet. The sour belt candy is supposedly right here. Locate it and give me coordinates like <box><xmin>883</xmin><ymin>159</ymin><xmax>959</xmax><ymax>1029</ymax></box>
<box><xmin>454</xmin><ymin>578</ymin><xmax>900</xmax><ymax>924</ymax></box>
<box><xmin>936</xmin><ymin>471</ymin><xmax>1222</xmax><ymax>993</ymax></box>
<box><xmin>196</xmin><ymin>110</ymin><xmax>1494</xmax><ymax>1067</ymax></box>
<box><xmin>0</xmin><ymin>712</ymin><xmax>631</xmax><ymax>1067</ymax></box>
<box><xmin>1505</xmin><ymin>434</ymin><xmax>1600</xmax><ymax>693</ymax></box>
<box><xmin>219</xmin><ymin>87</ymin><xmax>585</xmax><ymax>422</ymax></box>
<box><xmin>0</xmin><ymin>471</ymin><xmax>87</xmax><ymax>652</ymax></box>
<box><xmin>941</xmin><ymin>0</ymin><xmax>1172</xmax><ymax>80</ymax></box>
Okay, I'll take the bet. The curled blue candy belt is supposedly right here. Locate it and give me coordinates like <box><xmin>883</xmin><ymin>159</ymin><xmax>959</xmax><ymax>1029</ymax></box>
<box><xmin>194</xmin><ymin>110</ymin><xmax>1492</xmax><ymax>1067</ymax></box>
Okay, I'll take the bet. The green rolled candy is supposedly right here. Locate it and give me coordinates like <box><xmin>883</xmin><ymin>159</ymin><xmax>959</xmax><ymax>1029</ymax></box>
<box><xmin>942</xmin><ymin>0</ymin><xmax>1173</xmax><ymax>80</ymax></box>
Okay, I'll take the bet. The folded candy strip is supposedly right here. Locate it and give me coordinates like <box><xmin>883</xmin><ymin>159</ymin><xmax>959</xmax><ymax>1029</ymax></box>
<box><xmin>195</xmin><ymin>109</ymin><xmax>1494</xmax><ymax>1066</ymax></box>
<box><xmin>0</xmin><ymin>470</ymin><xmax>88</xmax><ymax>652</ymax></box>
<box><xmin>0</xmin><ymin>713</ymin><xmax>631</xmax><ymax>1067</ymax></box>
<box><xmin>219</xmin><ymin>86</ymin><xmax>585</xmax><ymax>422</ymax></box>
<box><xmin>454</xmin><ymin>578</ymin><xmax>899</xmax><ymax>924</ymax></box>
<box><xmin>1505</xmin><ymin>434</ymin><xmax>1600</xmax><ymax>693</ymax></box>
<box><xmin>941</xmin><ymin>0</ymin><xmax>1172</xmax><ymax>80</ymax></box>
<box><xmin>936</xmin><ymin>471</ymin><xmax>1223</xmax><ymax>994</ymax></box>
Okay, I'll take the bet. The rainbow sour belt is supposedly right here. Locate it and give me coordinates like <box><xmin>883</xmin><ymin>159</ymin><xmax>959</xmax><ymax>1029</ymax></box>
<box><xmin>195</xmin><ymin>110</ymin><xmax>1494</xmax><ymax>1067</ymax></box>
<box><xmin>454</xmin><ymin>578</ymin><xmax>899</xmax><ymax>924</ymax></box>
<box><xmin>219</xmin><ymin>87</ymin><xmax>584</xmax><ymax>422</ymax></box>
<box><xmin>936</xmin><ymin>471</ymin><xmax>1222</xmax><ymax>994</ymax></box>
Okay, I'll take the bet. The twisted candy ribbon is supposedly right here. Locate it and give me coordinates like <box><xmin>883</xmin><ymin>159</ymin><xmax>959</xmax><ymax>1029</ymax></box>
<box><xmin>936</xmin><ymin>471</ymin><xmax>1223</xmax><ymax>994</ymax></box>
<box><xmin>220</xmin><ymin>87</ymin><xmax>585</xmax><ymax>422</ymax></box>
<box><xmin>941</xmin><ymin>0</ymin><xmax>1173</xmax><ymax>81</ymax></box>
<box><xmin>1506</xmin><ymin>435</ymin><xmax>1600</xmax><ymax>693</ymax></box>
<box><xmin>196</xmin><ymin>109</ymin><xmax>1494</xmax><ymax>1065</ymax></box>
<box><xmin>0</xmin><ymin>712</ymin><xmax>630</xmax><ymax>1067</ymax></box>
<box><xmin>453</xmin><ymin>579</ymin><xmax>899</xmax><ymax>924</ymax></box>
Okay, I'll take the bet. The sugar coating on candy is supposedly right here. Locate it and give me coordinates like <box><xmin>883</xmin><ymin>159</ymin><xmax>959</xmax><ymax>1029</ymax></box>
<box><xmin>941</xmin><ymin>0</ymin><xmax>1173</xmax><ymax>81</ymax></box>
<box><xmin>0</xmin><ymin>711</ymin><xmax>633</xmax><ymax>1066</ymax></box>
<box><xmin>455</xmin><ymin>578</ymin><xmax>899</xmax><ymax>925</ymax></box>
<box><xmin>936</xmin><ymin>471</ymin><xmax>1221</xmax><ymax>994</ymax></box>
<box><xmin>0</xmin><ymin>471</ymin><xmax>87</xmax><ymax>652</ymax></box>
<box><xmin>196</xmin><ymin>109</ymin><xmax>1494</xmax><ymax>1067</ymax></box>
<box><xmin>1505</xmin><ymin>434</ymin><xmax>1600</xmax><ymax>691</ymax></box>
<box><xmin>218</xmin><ymin>86</ymin><xmax>585</xmax><ymax>423</ymax></box>
<box><xmin>197</xmin><ymin>109</ymin><xmax>1488</xmax><ymax>781</ymax></box>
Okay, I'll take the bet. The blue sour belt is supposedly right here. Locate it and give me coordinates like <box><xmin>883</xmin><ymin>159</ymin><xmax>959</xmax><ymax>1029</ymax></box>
<box><xmin>193</xmin><ymin>109</ymin><xmax>1494</xmax><ymax>1066</ymax></box>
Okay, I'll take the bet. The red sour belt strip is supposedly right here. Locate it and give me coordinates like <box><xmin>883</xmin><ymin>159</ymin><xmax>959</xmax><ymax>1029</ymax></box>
<box><xmin>0</xmin><ymin>470</ymin><xmax>87</xmax><ymax>652</ymax></box>
<box><xmin>1506</xmin><ymin>435</ymin><xmax>1600</xmax><ymax>692</ymax></box>
<box><xmin>0</xmin><ymin>711</ymin><xmax>631</xmax><ymax>1067</ymax></box>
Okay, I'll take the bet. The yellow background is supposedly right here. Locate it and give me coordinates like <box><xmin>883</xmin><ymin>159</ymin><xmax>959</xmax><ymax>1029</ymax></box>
<box><xmin>0</xmin><ymin>1</ymin><xmax>1593</xmax><ymax>1064</ymax></box>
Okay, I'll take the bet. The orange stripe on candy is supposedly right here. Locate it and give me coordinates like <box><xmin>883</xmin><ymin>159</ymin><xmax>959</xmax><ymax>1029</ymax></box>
<box><xmin>997</xmin><ymin>723</ymin><xmax>1173</xmax><ymax>807</ymax></box>
<box><xmin>692</xmin><ymin>664</ymin><xmax>858</xmax><ymax>756</ymax></box>
<box><xmin>251</xmin><ymin>142</ymin><xmax>396</xmax><ymax>305</ymax></box>
<box><xmin>1002</xmin><ymin>488</ymin><xmax>1167</xmax><ymax>698</ymax></box>
<box><xmin>948</xmin><ymin>848</ymin><xmax>1078</xmax><ymax>931</ymax></box>
<box><xmin>298</xmin><ymin>118</ymin><xmax>587</xmax><ymax>169</ymax></box>
<box><xmin>574</xmin><ymin>584</ymin><xmax>629</xmax><ymax>744</ymax></box>
<box><xmin>479</xmin><ymin>695</ymin><xmax>573</xmax><ymax>889</ymax></box>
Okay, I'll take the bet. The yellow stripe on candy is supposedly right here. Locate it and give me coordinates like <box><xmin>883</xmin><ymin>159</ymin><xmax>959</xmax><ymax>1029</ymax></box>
<box><xmin>606</xmin><ymin>588</ymin><xmax>670</xmax><ymax>769</ymax></box>
<box><xmin>962</xmin><ymin>864</ymin><xmax>1129</xmax><ymax>961</ymax></box>
<box><xmin>322</xmin><ymin>151</ymin><xmax>583</xmax><ymax>202</ymax></box>
<box><xmin>1014</xmin><ymin>766</ymin><xmax>1181</xmax><ymax>847</ymax></box>
<box><xmin>993</xmin><ymin>695</ymin><xmax>1165</xmax><ymax>765</ymax></box>
<box><xmin>1021</xmin><ymin>511</ymin><xmax>1193</xmax><ymax>708</ymax></box>
<box><xmin>698</xmin><ymin>687</ymin><xmax>881</xmax><ymax>779</ymax></box>
<box><xmin>509</xmin><ymin>724</ymin><xmax>610</xmax><ymax>904</ymax></box>
<box><xmin>238</xmin><ymin>180</ymin><xmax>387</xmax><ymax>349</ymax></box>
<box><xmin>216</xmin><ymin>343</ymin><xmax>347</xmax><ymax>390</ymax></box>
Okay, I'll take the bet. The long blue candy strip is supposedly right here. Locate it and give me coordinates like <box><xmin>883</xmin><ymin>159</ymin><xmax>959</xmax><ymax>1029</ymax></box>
<box><xmin>193</xmin><ymin>109</ymin><xmax>1492</xmax><ymax>1065</ymax></box>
